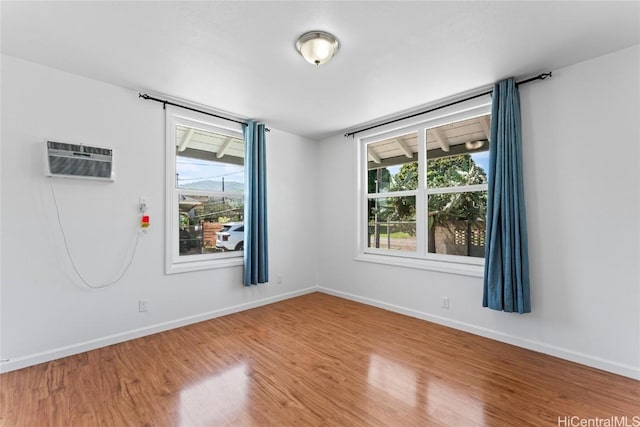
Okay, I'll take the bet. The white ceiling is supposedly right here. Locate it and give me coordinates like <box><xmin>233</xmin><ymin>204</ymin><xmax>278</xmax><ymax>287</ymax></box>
<box><xmin>2</xmin><ymin>1</ymin><xmax>638</xmax><ymax>140</ymax></box>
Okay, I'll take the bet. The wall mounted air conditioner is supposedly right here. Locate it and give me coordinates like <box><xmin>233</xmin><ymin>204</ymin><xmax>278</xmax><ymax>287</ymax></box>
<box><xmin>45</xmin><ymin>140</ymin><xmax>114</xmax><ymax>181</ymax></box>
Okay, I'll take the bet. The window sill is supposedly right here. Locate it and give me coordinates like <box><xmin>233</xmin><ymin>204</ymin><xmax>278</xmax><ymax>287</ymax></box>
<box><xmin>354</xmin><ymin>252</ymin><xmax>484</xmax><ymax>278</ymax></box>
<box><xmin>166</xmin><ymin>255</ymin><xmax>243</xmax><ymax>275</ymax></box>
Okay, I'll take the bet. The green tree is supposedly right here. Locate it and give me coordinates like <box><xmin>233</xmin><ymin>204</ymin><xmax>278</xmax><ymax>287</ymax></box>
<box><xmin>427</xmin><ymin>154</ymin><xmax>487</xmax><ymax>254</ymax></box>
<box><xmin>389</xmin><ymin>162</ymin><xmax>418</xmax><ymax>232</ymax></box>
<box><xmin>367</xmin><ymin>168</ymin><xmax>391</xmax><ymax>193</ymax></box>
<box><xmin>368</xmin><ymin>163</ymin><xmax>418</xmax><ymax>247</ymax></box>
<box><xmin>368</xmin><ymin>156</ymin><xmax>486</xmax><ymax>251</ymax></box>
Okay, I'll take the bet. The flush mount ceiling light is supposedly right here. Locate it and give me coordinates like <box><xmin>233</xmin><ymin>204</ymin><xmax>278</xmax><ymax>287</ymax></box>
<box><xmin>465</xmin><ymin>140</ymin><xmax>487</xmax><ymax>150</ymax></box>
<box><xmin>295</xmin><ymin>31</ymin><xmax>339</xmax><ymax>65</ymax></box>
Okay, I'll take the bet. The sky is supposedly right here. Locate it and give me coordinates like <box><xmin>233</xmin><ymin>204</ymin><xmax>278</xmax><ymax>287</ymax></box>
<box><xmin>471</xmin><ymin>151</ymin><xmax>489</xmax><ymax>173</ymax></box>
<box><xmin>176</xmin><ymin>156</ymin><xmax>244</xmax><ymax>184</ymax></box>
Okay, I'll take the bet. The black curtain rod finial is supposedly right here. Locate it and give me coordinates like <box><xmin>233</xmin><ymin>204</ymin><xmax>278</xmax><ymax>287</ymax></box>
<box><xmin>515</xmin><ymin>72</ymin><xmax>553</xmax><ymax>86</ymax></box>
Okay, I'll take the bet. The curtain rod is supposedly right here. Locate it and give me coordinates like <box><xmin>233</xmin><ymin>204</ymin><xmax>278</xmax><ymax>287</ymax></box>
<box><xmin>344</xmin><ymin>72</ymin><xmax>552</xmax><ymax>138</ymax></box>
<box><xmin>138</xmin><ymin>93</ymin><xmax>270</xmax><ymax>131</ymax></box>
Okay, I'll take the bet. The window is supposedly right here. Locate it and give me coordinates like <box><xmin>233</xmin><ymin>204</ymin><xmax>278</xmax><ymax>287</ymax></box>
<box><xmin>367</xmin><ymin>132</ymin><xmax>419</xmax><ymax>253</ymax></box>
<box><xmin>358</xmin><ymin>98</ymin><xmax>491</xmax><ymax>276</ymax></box>
<box><xmin>166</xmin><ymin>107</ymin><xmax>244</xmax><ymax>274</ymax></box>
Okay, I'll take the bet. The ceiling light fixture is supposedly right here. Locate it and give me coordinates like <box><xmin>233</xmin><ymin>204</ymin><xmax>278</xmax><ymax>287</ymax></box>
<box><xmin>465</xmin><ymin>140</ymin><xmax>486</xmax><ymax>150</ymax></box>
<box><xmin>295</xmin><ymin>31</ymin><xmax>339</xmax><ymax>65</ymax></box>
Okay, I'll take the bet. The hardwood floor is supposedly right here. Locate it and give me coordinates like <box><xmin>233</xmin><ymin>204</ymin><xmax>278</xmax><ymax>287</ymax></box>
<box><xmin>1</xmin><ymin>292</ymin><xmax>638</xmax><ymax>426</ymax></box>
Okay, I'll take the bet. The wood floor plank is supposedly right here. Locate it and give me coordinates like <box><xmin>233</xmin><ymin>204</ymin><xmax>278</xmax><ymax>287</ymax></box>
<box><xmin>1</xmin><ymin>292</ymin><xmax>638</xmax><ymax>426</ymax></box>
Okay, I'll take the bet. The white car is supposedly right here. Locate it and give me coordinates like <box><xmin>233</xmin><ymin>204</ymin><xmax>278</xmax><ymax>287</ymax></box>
<box><xmin>216</xmin><ymin>222</ymin><xmax>244</xmax><ymax>251</ymax></box>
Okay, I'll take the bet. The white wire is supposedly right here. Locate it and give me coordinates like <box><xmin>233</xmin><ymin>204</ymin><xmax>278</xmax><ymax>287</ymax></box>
<box><xmin>49</xmin><ymin>181</ymin><xmax>142</xmax><ymax>289</ymax></box>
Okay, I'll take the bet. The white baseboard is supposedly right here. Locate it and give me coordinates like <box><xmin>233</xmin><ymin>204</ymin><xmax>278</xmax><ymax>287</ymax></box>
<box><xmin>0</xmin><ymin>286</ymin><xmax>317</xmax><ymax>374</ymax></box>
<box><xmin>4</xmin><ymin>285</ymin><xmax>638</xmax><ymax>381</ymax></box>
<box><xmin>318</xmin><ymin>287</ymin><xmax>640</xmax><ymax>380</ymax></box>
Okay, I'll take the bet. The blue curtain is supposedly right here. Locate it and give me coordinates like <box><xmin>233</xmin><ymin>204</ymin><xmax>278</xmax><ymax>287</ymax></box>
<box><xmin>482</xmin><ymin>78</ymin><xmax>531</xmax><ymax>313</ymax></box>
<box><xmin>243</xmin><ymin>120</ymin><xmax>269</xmax><ymax>286</ymax></box>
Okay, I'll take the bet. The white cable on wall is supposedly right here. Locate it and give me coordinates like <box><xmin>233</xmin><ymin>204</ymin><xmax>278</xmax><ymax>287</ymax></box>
<box><xmin>49</xmin><ymin>181</ymin><xmax>142</xmax><ymax>289</ymax></box>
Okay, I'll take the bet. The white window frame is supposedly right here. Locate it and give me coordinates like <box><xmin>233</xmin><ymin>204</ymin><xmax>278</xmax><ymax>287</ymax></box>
<box><xmin>165</xmin><ymin>106</ymin><xmax>244</xmax><ymax>274</ymax></box>
<box><xmin>355</xmin><ymin>96</ymin><xmax>492</xmax><ymax>277</ymax></box>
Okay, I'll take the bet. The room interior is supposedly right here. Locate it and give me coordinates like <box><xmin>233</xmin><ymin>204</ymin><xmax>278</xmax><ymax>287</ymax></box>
<box><xmin>1</xmin><ymin>1</ymin><xmax>639</xmax><ymax>425</ymax></box>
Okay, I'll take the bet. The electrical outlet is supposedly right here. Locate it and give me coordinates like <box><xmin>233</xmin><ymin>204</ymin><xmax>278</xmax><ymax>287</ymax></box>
<box><xmin>138</xmin><ymin>197</ymin><xmax>149</xmax><ymax>213</ymax></box>
<box><xmin>277</xmin><ymin>275</ymin><xmax>283</xmax><ymax>284</ymax></box>
<box><xmin>441</xmin><ymin>297</ymin><xmax>450</xmax><ymax>309</ymax></box>
<box><xmin>138</xmin><ymin>299</ymin><xmax>149</xmax><ymax>312</ymax></box>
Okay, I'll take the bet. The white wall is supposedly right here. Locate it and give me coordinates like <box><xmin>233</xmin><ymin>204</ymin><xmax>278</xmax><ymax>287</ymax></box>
<box><xmin>317</xmin><ymin>45</ymin><xmax>640</xmax><ymax>379</ymax></box>
<box><xmin>0</xmin><ymin>55</ymin><xmax>319</xmax><ymax>372</ymax></box>
<box><xmin>2</xmin><ymin>46</ymin><xmax>638</xmax><ymax>380</ymax></box>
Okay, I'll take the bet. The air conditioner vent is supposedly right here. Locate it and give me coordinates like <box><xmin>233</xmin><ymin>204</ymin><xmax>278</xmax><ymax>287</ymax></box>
<box><xmin>45</xmin><ymin>140</ymin><xmax>114</xmax><ymax>181</ymax></box>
